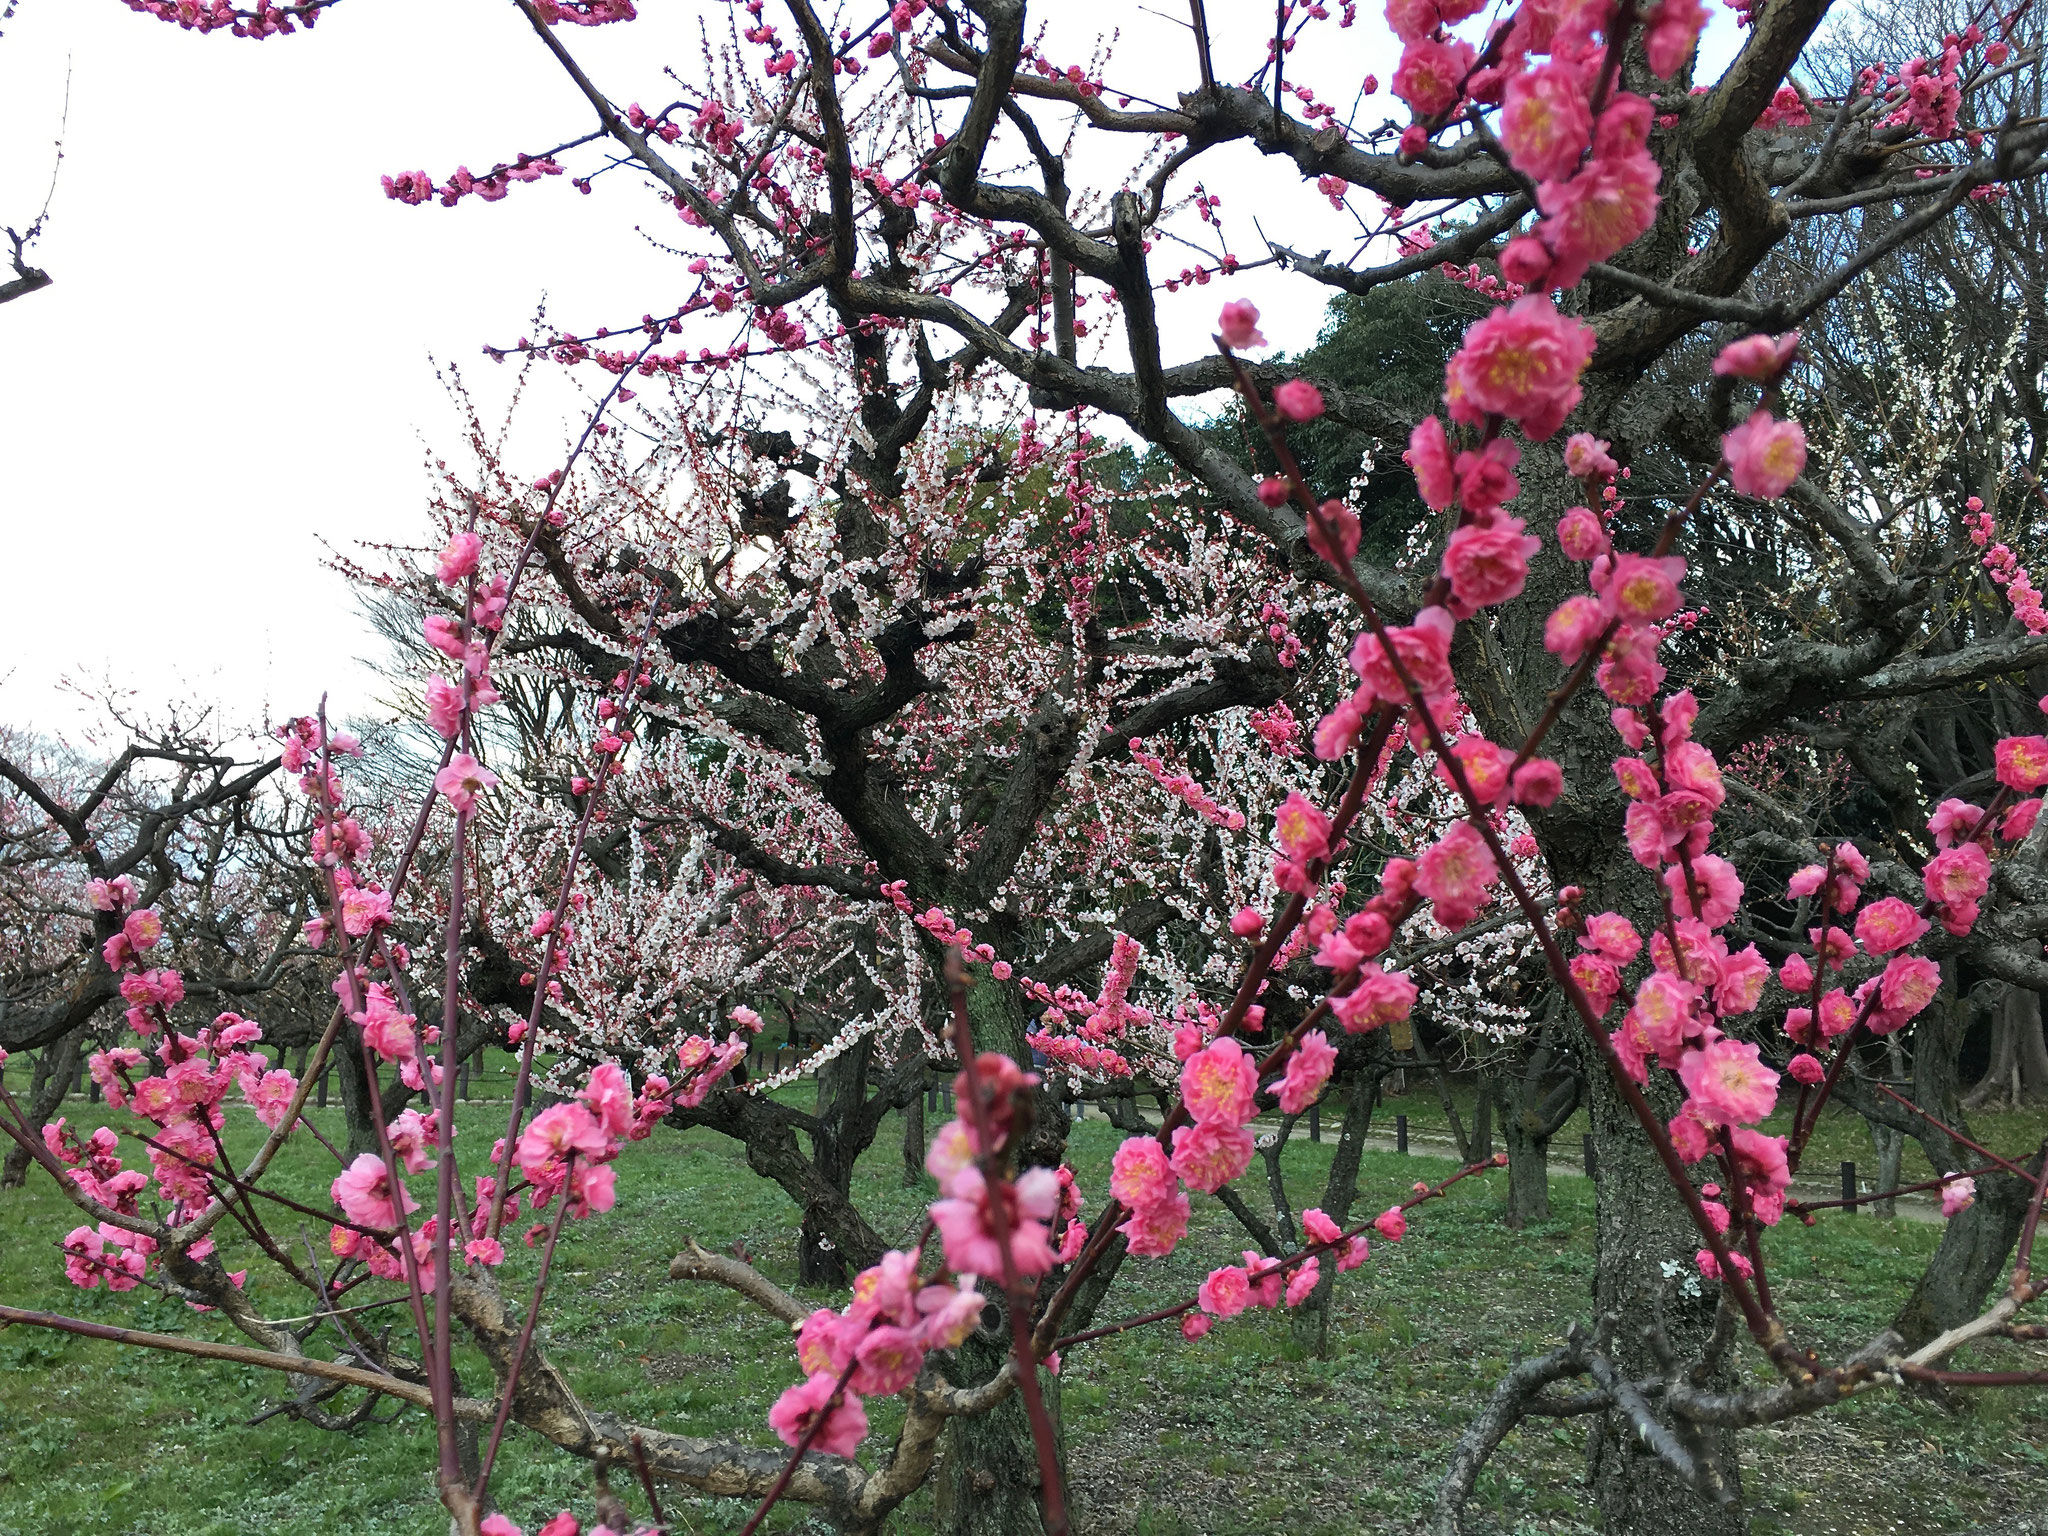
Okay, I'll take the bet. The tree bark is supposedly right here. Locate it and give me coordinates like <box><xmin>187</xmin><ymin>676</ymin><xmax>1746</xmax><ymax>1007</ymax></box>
<box><xmin>1966</xmin><ymin>987</ymin><xmax>2048</xmax><ymax>1109</ymax></box>
<box><xmin>800</xmin><ymin>1034</ymin><xmax>875</xmax><ymax>1286</ymax></box>
<box><xmin>1293</xmin><ymin>1068</ymin><xmax>1379</xmax><ymax>1356</ymax></box>
<box><xmin>1583</xmin><ymin>1065</ymin><xmax>1745</xmax><ymax>1534</ymax></box>
<box><xmin>902</xmin><ymin>1060</ymin><xmax>927</xmax><ymax>1188</ymax></box>
<box><xmin>1893</xmin><ymin>1154</ymin><xmax>2043</xmax><ymax>1350</ymax></box>
<box><xmin>935</xmin><ymin>1319</ymin><xmax>1057</xmax><ymax>1536</ymax></box>
<box><xmin>936</xmin><ymin>961</ymin><xmax>1066</xmax><ymax>1536</ymax></box>
<box><xmin>1502</xmin><ymin>1113</ymin><xmax>1552</xmax><ymax>1229</ymax></box>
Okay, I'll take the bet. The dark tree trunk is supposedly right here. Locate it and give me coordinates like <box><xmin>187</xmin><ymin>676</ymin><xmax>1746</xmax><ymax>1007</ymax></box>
<box><xmin>937</xmin><ymin>958</ymin><xmax>1068</xmax><ymax>1536</ymax></box>
<box><xmin>1502</xmin><ymin>1113</ymin><xmax>1552</xmax><ymax>1228</ymax></box>
<box><xmin>1294</xmin><ymin>1068</ymin><xmax>1380</xmax><ymax>1356</ymax></box>
<box><xmin>1892</xmin><ymin>979</ymin><xmax>2042</xmax><ymax>1348</ymax></box>
<box><xmin>800</xmin><ymin>1034</ymin><xmax>875</xmax><ymax>1287</ymax></box>
<box><xmin>1495</xmin><ymin>1015</ymin><xmax>1579</xmax><ymax>1230</ymax></box>
<box><xmin>332</xmin><ymin>1030</ymin><xmax>387</xmax><ymax>1162</ymax></box>
<box><xmin>935</xmin><ymin>1323</ymin><xmax>1059</xmax><ymax>1536</ymax></box>
<box><xmin>1894</xmin><ymin>1158</ymin><xmax>2043</xmax><ymax>1349</ymax></box>
<box><xmin>1966</xmin><ymin>987</ymin><xmax>2048</xmax><ymax>1109</ymax></box>
<box><xmin>2</xmin><ymin>1027</ymin><xmax>84</xmax><ymax>1188</ymax></box>
<box><xmin>1583</xmin><ymin>1065</ymin><xmax>1746</xmax><ymax>1533</ymax></box>
<box><xmin>1470</xmin><ymin>1074</ymin><xmax>1494</xmax><ymax>1163</ymax></box>
<box><xmin>902</xmin><ymin>1061</ymin><xmax>927</xmax><ymax>1188</ymax></box>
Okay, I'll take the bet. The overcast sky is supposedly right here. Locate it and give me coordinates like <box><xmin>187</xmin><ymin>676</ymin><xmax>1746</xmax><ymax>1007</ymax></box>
<box><xmin>0</xmin><ymin>0</ymin><xmax>1741</xmax><ymax>748</ymax></box>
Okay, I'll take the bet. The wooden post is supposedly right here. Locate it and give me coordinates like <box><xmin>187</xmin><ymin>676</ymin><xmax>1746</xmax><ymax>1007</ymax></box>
<box><xmin>1309</xmin><ymin>1100</ymin><xmax>1321</xmax><ymax>1143</ymax></box>
<box><xmin>1396</xmin><ymin>1114</ymin><xmax>1408</xmax><ymax>1154</ymax></box>
<box><xmin>1841</xmin><ymin>1160</ymin><xmax>1857</xmax><ymax>1212</ymax></box>
<box><xmin>1583</xmin><ymin>1136</ymin><xmax>1596</xmax><ymax>1179</ymax></box>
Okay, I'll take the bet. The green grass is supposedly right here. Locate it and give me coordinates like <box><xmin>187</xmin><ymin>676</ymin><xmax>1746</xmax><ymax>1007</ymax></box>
<box><xmin>1</xmin><ymin>1080</ymin><xmax>2044</xmax><ymax>1535</ymax></box>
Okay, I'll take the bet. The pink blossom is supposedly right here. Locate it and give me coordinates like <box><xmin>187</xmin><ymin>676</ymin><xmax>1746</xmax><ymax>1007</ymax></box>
<box><xmin>1662</xmin><ymin>853</ymin><xmax>1742</xmax><ymax>928</ymax></box>
<box><xmin>852</xmin><ymin>1325</ymin><xmax>925</xmax><ymax>1396</ymax></box>
<box><xmin>1643</xmin><ymin>0</ymin><xmax>1707</xmax><ymax>75</ymax></box>
<box><xmin>1330</xmin><ymin>967</ymin><xmax>1418</xmax><ymax>1033</ymax></box>
<box><xmin>1180</xmin><ymin>1037</ymin><xmax>1258</xmax><ymax>1126</ymax></box>
<box><xmin>1181</xmin><ymin>1311</ymin><xmax>1213</xmax><ymax>1339</ymax></box>
<box><xmin>2003</xmin><ymin>799</ymin><xmax>2042</xmax><ymax>840</ymax></box>
<box><xmin>1598</xmin><ymin>552</ymin><xmax>1687</xmax><ymax>626</ymax></box>
<box><xmin>1230</xmin><ymin>907</ymin><xmax>1264</xmax><ymax>938</ymax></box>
<box><xmin>1854</xmin><ymin>896</ymin><xmax>1929</xmax><ymax>955</ymax></box>
<box><xmin>1510</xmin><ymin>758</ymin><xmax>1564</xmax><ymax>807</ymax></box>
<box><xmin>1534</xmin><ymin>141</ymin><xmax>1661</xmax><ymax>289</ymax></box>
<box><xmin>1169</xmin><ymin>1119</ymin><xmax>1255</xmax><ymax>1193</ymax></box>
<box><xmin>1583</xmin><ymin>911</ymin><xmax>1642</xmax><ymax>962</ymax></box>
<box><xmin>1722</xmin><ymin>410</ymin><xmax>1807</xmax><ymax>498</ymax></box>
<box><xmin>1392</xmin><ymin>36</ymin><xmax>1476</xmax><ymax>116</ymax></box>
<box><xmin>1385</xmin><ymin>0</ymin><xmax>1444</xmax><ymax>43</ymax></box>
<box><xmin>436</xmin><ymin>530</ymin><xmax>482</xmax><ymax>584</ymax></box>
<box><xmin>1278</xmin><ymin>1030</ymin><xmax>1337</xmax><ymax>1114</ymax></box>
<box><xmin>123</xmin><ymin>909</ymin><xmax>164</xmax><ymax>953</ymax></box>
<box><xmin>1309</xmin><ymin>499</ymin><xmax>1361</xmax><ymax>567</ymax></box>
<box><xmin>1285</xmin><ymin>1258</ymin><xmax>1321</xmax><ymax>1307</ymax></box>
<box><xmin>1199</xmin><ymin>1264</ymin><xmax>1253</xmax><ymax>1317</ymax></box>
<box><xmin>1785</xmin><ymin>1052</ymin><xmax>1824</xmax><ymax>1086</ymax></box>
<box><xmin>331</xmin><ymin>1153</ymin><xmax>418</xmax><ymax>1230</ymax></box>
<box><xmin>1564</xmin><ymin>433</ymin><xmax>1619</xmax><ymax>480</ymax></box>
<box><xmin>1556</xmin><ymin>506</ymin><xmax>1609</xmax><ymax>560</ymax></box>
<box><xmin>1501</xmin><ymin>64</ymin><xmax>1592</xmax><ymax>182</ymax></box>
<box><xmin>1715</xmin><ymin>945</ymin><xmax>1771</xmax><ymax>1015</ymax></box>
<box><xmin>1118</xmin><ymin>1189</ymin><xmax>1192</xmax><ymax>1256</ymax></box>
<box><xmin>768</xmin><ymin>1372</ymin><xmax>867</xmax><ymax>1457</ymax></box>
<box><xmin>434</xmin><ymin>752</ymin><xmax>499</xmax><ymax>814</ymax></box>
<box><xmin>1995</xmin><ymin>735</ymin><xmax>2048</xmax><ymax>791</ymax></box>
<box><xmin>1273</xmin><ymin>792</ymin><xmax>1332</xmax><ymax>863</ymax></box>
<box><xmin>932</xmin><ymin>1165</ymin><xmax>1061</xmax><ymax>1276</ymax></box>
<box><xmin>1500</xmin><ymin>234</ymin><xmax>1552</xmax><ymax>286</ymax></box>
<box><xmin>423</xmin><ymin>614</ymin><xmax>467</xmax><ymax>660</ymax></box>
<box><xmin>1543</xmin><ymin>594</ymin><xmax>1607</xmax><ymax>664</ymax></box>
<box><xmin>1406</xmin><ymin>417</ymin><xmax>1456</xmax><ymax>511</ymax></box>
<box><xmin>516</xmin><ymin>1102</ymin><xmax>613</xmax><ymax>1186</ymax></box>
<box><xmin>480</xmin><ymin>1516</ymin><xmax>522</xmax><ymax>1536</ymax></box>
<box><xmin>1257</xmin><ymin>476</ymin><xmax>1291</xmax><ymax>508</ymax></box>
<box><xmin>426</xmin><ymin>677</ymin><xmax>464</xmax><ymax>739</ymax></box>
<box><xmin>1712</xmin><ymin>330</ymin><xmax>1800</xmax><ymax>381</ymax></box>
<box><xmin>1876</xmin><ymin>955</ymin><xmax>1941</xmax><ymax>1024</ymax></box>
<box><xmin>1442</xmin><ymin>518</ymin><xmax>1542</xmax><ymax>612</ymax></box>
<box><xmin>1443</xmin><ymin>295</ymin><xmax>1596</xmax><ymax>440</ymax></box>
<box><xmin>1414</xmin><ymin>820</ymin><xmax>1496</xmax><ymax>929</ymax></box>
<box><xmin>466</xmin><ymin>1237</ymin><xmax>506</xmax><ymax>1267</ymax></box>
<box><xmin>1351</xmin><ymin>605</ymin><xmax>1457</xmax><ymax>704</ymax></box>
<box><xmin>579</xmin><ymin>1061</ymin><xmax>633</xmax><ymax>1137</ymax></box>
<box><xmin>1679</xmin><ymin>1037</ymin><xmax>1779</xmax><ymax>1126</ymax></box>
<box><xmin>1217</xmin><ymin>301</ymin><xmax>1267</xmax><ymax>349</ymax></box>
<box><xmin>1272</xmin><ymin>380</ymin><xmax>1325</xmax><ymax>422</ymax></box>
<box><xmin>1941</xmin><ymin>1176</ymin><xmax>1977</xmax><ymax>1218</ymax></box>
<box><xmin>1630</xmin><ymin>971</ymin><xmax>1702</xmax><ymax>1061</ymax></box>
<box><xmin>1373</xmin><ymin>1205</ymin><xmax>1408</xmax><ymax>1241</ymax></box>
<box><xmin>1303</xmin><ymin>1207</ymin><xmax>1343</xmax><ymax>1246</ymax></box>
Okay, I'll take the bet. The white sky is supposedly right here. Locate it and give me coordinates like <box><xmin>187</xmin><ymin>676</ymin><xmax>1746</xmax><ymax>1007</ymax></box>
<box><xmin>0</xmin><ymin>0</ymin><xmax>1741</xmax><ymax>745</ymax></box>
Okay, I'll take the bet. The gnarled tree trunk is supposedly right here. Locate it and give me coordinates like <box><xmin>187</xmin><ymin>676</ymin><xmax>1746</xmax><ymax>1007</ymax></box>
<box><xmin>2</xmin><ymin>1027</ymin><xmax>85</xmax><ymax>1187</ymax></box>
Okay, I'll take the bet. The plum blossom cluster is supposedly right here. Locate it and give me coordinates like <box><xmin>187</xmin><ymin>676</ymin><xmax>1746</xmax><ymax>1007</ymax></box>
<box><xmin>1966</xmin><ymin>499</ymin><xmax>2048</xmax><ymax>634</ymax></box>
<box><xmin>382</xmin><ymin>157</ymin><xmax>566</xmax><ymax>209</ymax></box>
<box><xmin>1128</xmin><ymin>737</ymin><xmax>1248</xmax><ymax>831</ymax></box>
<box><xmin>764</xmin><ymin>1051</ymin><xmax>1065</xmax><ymax>1456</ymax></box>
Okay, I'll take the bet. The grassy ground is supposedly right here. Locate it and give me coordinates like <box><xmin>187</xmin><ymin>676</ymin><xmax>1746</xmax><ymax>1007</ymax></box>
<box><xmin>1</xmin><ymin>1072</ymin><xmax>2044</xmax><ymax>1536</ymax></box>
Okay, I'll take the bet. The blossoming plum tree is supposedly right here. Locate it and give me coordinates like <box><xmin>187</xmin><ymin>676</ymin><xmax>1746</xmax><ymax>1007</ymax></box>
<box><xmin>9</xmin><ymin>1</ymin><xmax>2048</xmax><ymax>1534</ymax></box>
